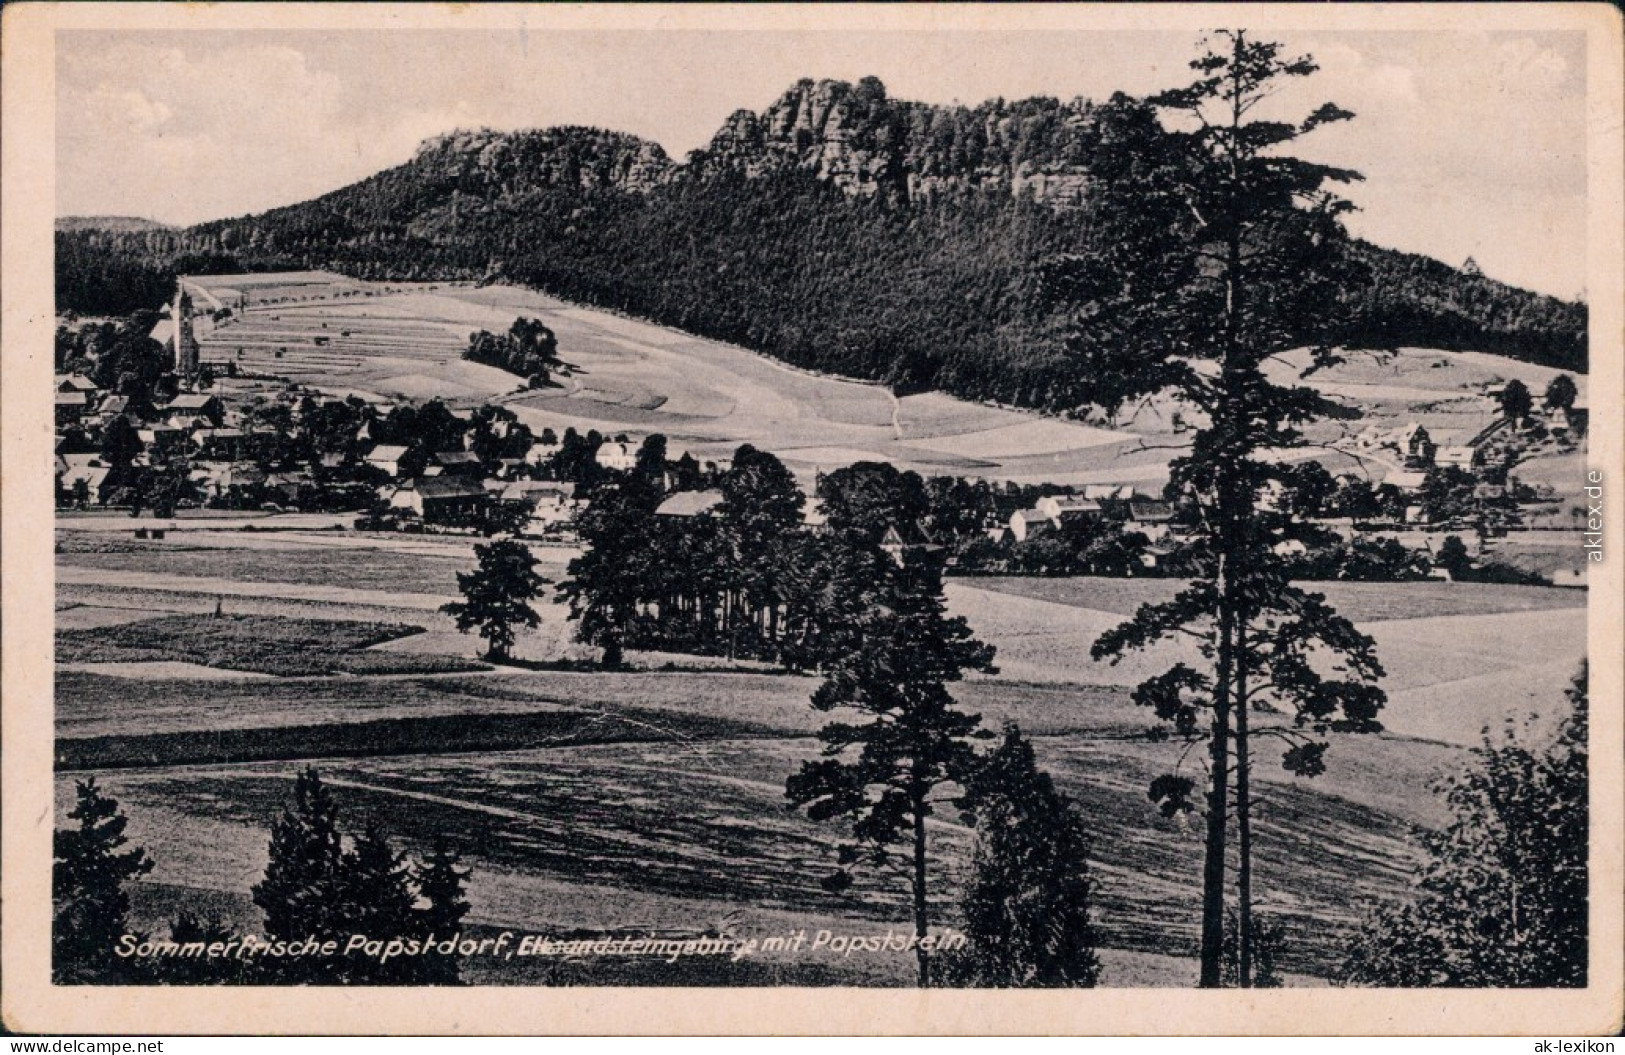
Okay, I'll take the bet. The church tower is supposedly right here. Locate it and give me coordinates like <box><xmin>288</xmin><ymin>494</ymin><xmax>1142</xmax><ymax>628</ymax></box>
<box><xmin>171</xmin><ymin>284</ymin><xmax>199</xmax><ymax>378</ymax></box>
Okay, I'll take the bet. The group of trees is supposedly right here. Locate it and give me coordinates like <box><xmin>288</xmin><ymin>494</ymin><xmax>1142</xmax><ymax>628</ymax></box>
<box><xmin>462</xmin><ymin>316</ymin><xmax>563</xmax><ymax>387</ymax></box>
<box><xmin>54</xmin><ymin>769</ymin><xmax>471</xmax><ymax>985</ymax></box>
<box><xmin>784</xmin><ymin>545</ymin><xmax>1105</xmax><ymax>987</ymax></box>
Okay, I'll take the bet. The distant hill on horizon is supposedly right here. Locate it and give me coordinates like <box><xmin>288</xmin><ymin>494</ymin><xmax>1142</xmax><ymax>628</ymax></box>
<box><xmin>55</xmin><ymin>76</ymin><xmax>1586</xmax><ymax>399</ymax></box>
<box><xmin>56</xmin><ymin>215</ymin><xmax>173</xmax><ymax>234</ymax></box>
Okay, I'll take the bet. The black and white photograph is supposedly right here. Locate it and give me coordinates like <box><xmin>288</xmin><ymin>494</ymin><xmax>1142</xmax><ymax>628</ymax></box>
<box><xmin>5</xmin><ymin>1</ymin><xmax>1622</xmax><ymax>1036</ymax></box>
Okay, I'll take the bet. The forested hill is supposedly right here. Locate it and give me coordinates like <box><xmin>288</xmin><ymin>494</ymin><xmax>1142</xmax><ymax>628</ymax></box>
<box><xmin>57</xmin><ymin>78</ymin><xmax>1587</xmax><ymax>403</ymax></box>
<box><xmin>56</xmin><ymin>216</ymin><xmax>173</xmax><ymax>234</ymax></box>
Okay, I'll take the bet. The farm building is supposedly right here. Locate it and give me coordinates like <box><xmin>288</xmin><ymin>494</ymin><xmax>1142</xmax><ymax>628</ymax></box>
<box><xmin>136</xmin><ymin>424</ymin><xmax>188</xmax><ymax>452</ymax></box>
<box><xmin>191</xmin><ymin>427</ymin><xmax>246</xmax><ymax>461</ymax></box>
<box><xmin>655</xmin><ymin>490</ymin><xmax>724</xmax><ymax>518</ymax></box>
<box><xmin>880</xmin><ymin>521</ymin><xmax>937</xmax><ymax>563</ymax></box>
<box><xmin>158</xmin><ymin>393</ymin><xmax>224</xmax><ymax>427</ymax></box>
<box><xmin>433</xmin><ymin>450</ymin><xmax>483</xmax><ymax>477</ymax></box>
<box><xmin>1126</xmin><ymin>498</ymin><xmax>1175</xmax><ymax>535</ymax></box>
<box><xmin>388</xmin><ymin>476</ymin><xmax>487</xmax><ymax>519</ymax></box>
<box><xmin>55</xmin><ymin>391</ymin><xmax>89</xmax><ymax>425</ymax></box>
<box><xmin>1008</xmin><ymin>508</ymin><xmax>1055</xmax><ymax>542</ymax></box>
<box><xmin>1035</xmin><ymin>495</ymin><xmax>1102</xmax><ymax>522</ymax></box>
<box><xmin>56</xmin><ymin>373</ymin><xmax>98</xmax><ymax>394</ymax></box>
<box><xmin>55</xmin><ymin>454</ymin><xmax>113</xmax><ymax>503</ymax></box>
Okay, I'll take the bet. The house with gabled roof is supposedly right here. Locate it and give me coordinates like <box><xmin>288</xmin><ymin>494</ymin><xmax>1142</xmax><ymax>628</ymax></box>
<box><xmin>434</xmin><ymin>450</ymin><xmax>484</xmax><ymax>477</ymax></box>
<box><xmin>365</xmin><ymin>444</ymin><xmax>411</xmax><ymax>477</ymax></box>
<box><xmin>56</xmin><ymin>453</ymin><xmax>113</xmax><ymax>504</ymax></box>
<box><xmin>388</xmin><ymin>476</ymin><xmax>487</xmax><ymax>519</ymax></box>
<box><xmin>880</xmin><ymin>521</ymin><xmax>938</xmax><ymax>563</ymax></box>
<box><xmin>56</xmin><ymin>391</ymin><xmax>90</xmax><ymax>425</ymax></box>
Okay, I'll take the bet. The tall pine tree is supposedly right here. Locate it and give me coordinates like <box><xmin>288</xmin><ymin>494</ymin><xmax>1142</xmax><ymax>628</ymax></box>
<box><xmin>786</xmin><ymin>549</ymin><xmax>996</xmax><ymax>987</ymax></box>
<box><xmin>1074</xmin><ymin>31</ymin><xmax>1385</xmax><ymax>986</ymax></box>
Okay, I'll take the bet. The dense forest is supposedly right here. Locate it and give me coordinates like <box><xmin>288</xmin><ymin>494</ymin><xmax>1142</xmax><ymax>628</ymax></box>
<box><xmin>55</xmin><ymin>80</ymin><xmax>1587</xmax><ymax>404</ymax></box>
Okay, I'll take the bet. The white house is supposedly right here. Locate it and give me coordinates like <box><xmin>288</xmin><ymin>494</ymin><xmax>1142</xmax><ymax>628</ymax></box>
<box><xmin>595</xmin><ymin>441</ymin><xmax>637</xmax><ymax>471</ymax></box>
<box><xmin>365</xmin><ymin>444</ymin><xmax>411</xmax><ymax>477</ymax></box>
<box><xmin>1008</xmin><ymin>508</ymin><xmax>1054</xmax><ymax>543</ymax></box>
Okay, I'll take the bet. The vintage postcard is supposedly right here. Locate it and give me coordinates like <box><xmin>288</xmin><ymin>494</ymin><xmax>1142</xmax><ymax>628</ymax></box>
<box><xmin>3</xmin><ymin>1</ymin><xmax>1622</xmax><ymax>1036</ymax></box>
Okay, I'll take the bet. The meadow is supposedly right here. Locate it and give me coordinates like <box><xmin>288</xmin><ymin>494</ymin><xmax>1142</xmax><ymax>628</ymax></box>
<box><xmin>186</xmin><ymin>272</ymin><xmax>1589</xmax><ymax>498</ymax></box>
<box><xmin>54</xmin><ymin>516</ymin><xmax>1589</xmax><ymax>983</ymax></box>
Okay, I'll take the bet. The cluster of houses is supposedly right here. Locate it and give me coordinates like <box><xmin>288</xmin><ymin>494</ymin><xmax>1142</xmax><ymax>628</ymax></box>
<box><xmin>56</xmin><ymin>366</ymin><xmax>601</xmax><ymax>534</ymax></box>
<box><xmin>999</xmin><ymin>485</ymin><xmax>1175</xmax><ymax>544</ymax></box>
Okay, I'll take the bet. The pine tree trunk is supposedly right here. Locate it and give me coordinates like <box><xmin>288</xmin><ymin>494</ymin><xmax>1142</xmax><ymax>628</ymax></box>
<box><xmin>1201</xmin><ymin>556</ymin><xmax>1233</xmax><ymax>988</ymax></box>
<box><xmin>912</xmin><ymin>792</ymin><xmax>931</xmax><ymax>988</ymax></box>
<box><xmin>1236</xmin><ymin>655</ymin><xmax>1253</xmax><ymax>988</ymax></box>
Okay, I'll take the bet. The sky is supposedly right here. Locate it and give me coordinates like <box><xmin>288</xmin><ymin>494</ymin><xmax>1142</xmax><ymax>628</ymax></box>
<box><xmin>56</xmin><ymin>29</ymin><xmax>1587</xmax><ymax>299</ymax></box>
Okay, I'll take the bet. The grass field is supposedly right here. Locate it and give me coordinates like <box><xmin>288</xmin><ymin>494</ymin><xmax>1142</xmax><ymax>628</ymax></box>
<box><xmin>189</xmin><ymin>270</ymin><xmax>1590</xmax><ymax>504</ymax></box>
<box><xmin>56</xmin><ymin>612</ymin><xmax>488</xmax><ymax>677</ymax></box>
<box><xmin>56</xmin><ymin>556</ymin><xmax>1560</xmax><ymax>983</ymax></box>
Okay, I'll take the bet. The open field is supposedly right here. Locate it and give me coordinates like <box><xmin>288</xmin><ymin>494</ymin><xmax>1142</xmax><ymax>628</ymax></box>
<box><xmin>188</xmin><ymin>272</ymin><xmax>1586</xmax><ymax>490</ymax></box>
<box><xmin>944</xmin><ymin>578</ymin><xmax>1584</xmax><ymax>746</ymax></box>
<box><xmin>60</xmin><ymin>726</ymin><xmax>1442</xmax><ymax>981</ymax></box>
<box><xmin>56</xmin><ymin>612</ymin><xmax>488</xmax><ymax>677</ymax></box>
<box><xmin>55</xmin><ymin>525</ymin><xmax>1585</xmax><ymax>983</ymax></box>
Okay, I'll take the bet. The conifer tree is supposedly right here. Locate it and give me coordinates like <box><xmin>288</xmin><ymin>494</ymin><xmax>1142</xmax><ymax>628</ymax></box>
<box><xmin>954</xmin><ymin>725</ymin><xmax>1100</xmax><ymax>987</ymax></box>
<box><xmin>413</xmin><ymin>838</ymin><xmax>471</xmax><ymax>985</ymax></box>
<box><xmin>786</xmin><ymin>549</ymin><xmax>996</xmax><ymax>987</ymax></box>
<box><xmin>1073</xmin><ymin>31</ymin><xmax>1385</xmax><ymax>985</ymax></box>
<box><xmin>442</xmin><ymin>537</ymin><xmax>548</xmax><ymax>662</ymax></box>
<box><xmin>252</xmin><ymin>767</ymin><xmax>346</xmax><ymax>981</ymax></box>
<box><xmin>53</xmin><ymin>778</ymin><xmax>154</xmax><ymax>983</ymax></box>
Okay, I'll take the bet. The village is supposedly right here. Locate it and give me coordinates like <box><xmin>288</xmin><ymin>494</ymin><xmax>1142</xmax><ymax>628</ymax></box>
<box><xmin>55</xmin><ymin>278</ymin><xmax>1590</xmax><ymax>588</ymax></box>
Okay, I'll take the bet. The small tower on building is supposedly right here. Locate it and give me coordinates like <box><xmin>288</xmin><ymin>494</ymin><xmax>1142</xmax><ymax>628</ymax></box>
<box><xmin>171</xmin><ymin>284</ymin><xmax>199</xmax><ymax>379</ymax></box>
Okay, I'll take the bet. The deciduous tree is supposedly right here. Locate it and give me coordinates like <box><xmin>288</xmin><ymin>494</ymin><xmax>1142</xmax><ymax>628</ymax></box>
<box><xmin>953</xmin><ymin>725</ymin><xmax>1100</xmax><ymax>987</ymax></box>
<box><xmin>1342</xmin><ymin>663</ymin><xmax>1588</xmax><ymax>986</ymax></box>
